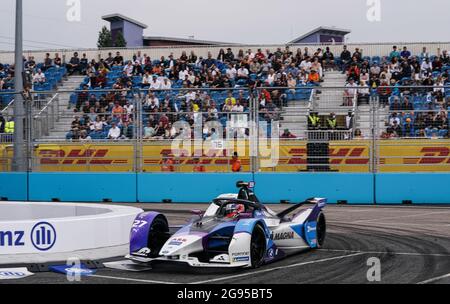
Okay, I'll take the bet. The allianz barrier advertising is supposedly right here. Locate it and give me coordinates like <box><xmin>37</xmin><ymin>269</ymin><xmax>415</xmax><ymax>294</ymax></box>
<box><xmin>0</xmin><ymin>221</ymin><xmax>57</xmax><ymax>254</ymax></box>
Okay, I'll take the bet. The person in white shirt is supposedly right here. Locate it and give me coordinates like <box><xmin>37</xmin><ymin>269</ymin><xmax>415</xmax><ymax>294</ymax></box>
<box><xmin>123</xmin><ymin>61</ymin><xmax>134</xmax><ymax>77</ymax></box>
<box><xmin>184</xmin><ymin>91</ymin><xmax>196</xmax><ymax>103</ymax></box>
<box><xmin>421</xmin><ymin>59</ymin><xmax>433</xmax><ymax>76</ymax></box>
<box><xmin>246</xmin><ymin>49</ymin><xmax>255</xmax><ymax>60</ymax></box>
<box><xmin>93</xmin><ymin>116</ymin><xmax>106</xmax><ymax>132</ymax></box>
<box><xmin>344</xmin><ymin>78</ymin><xmax>358</xmax><ymax>106</ymax></box>
<box><xmin>149</xmin><ymin>76</ymin><xmax>161</xmax><ymax>90</ymax></box>
<box><xmin>187</xmin><ymin>71</ymin><xmax>196</xmax><ymax>84</ymax></box>
<box><xmin>300</xmin><ymin>59</ymin><xmax>312</xmax><ymax>71</ymax></box>
<box><xmin>160</xmin><ymin>78</ymin><xmax>172</xmax><ymax>90</ymax></box>
<box><xmin>178</xmin><ymin>68</ymin><xmax>189</xmax><ymax>81</ymax></box>
<box><xmin>434</xmin><ymin>79</ymin><xmax>445</xmax><ymax>94</ymax></box>
<box><xmin>237</xmin><ymin>66</ymin><xmax>249</xmax><ymax>80</ymax></box>
<box><xmin>145</xmin><ymin>93</ymin><xmax>160</xmax><ymax>108</ymax></box>
<box><xmin>123</xmin><ymin>101</ymin><xmax>134</xmax><ymax>115</ymax></box>
<box><xmin>266</xmin><ymin>69</ymin><xmax>276</xmax><ymax>85</ymax></box>
<box><xmin>107</xmin><ymin>122</ymin><xmax>121</xmax><ymax>140</ymax></box>
<box><xmin>389</xmin><ymin>113</ymin><xmax>401</xmax><ymax>126</ymax></box>
<box><xmin>142</xmin><ymin>72</ymin><xmax>152</xmax><ymax>87</ymax></box>
<box><xmin>226</xmin><ymin>64</ymin><xmax>237</xmax><ymax>80</ymax></box>
<box><xmin>231</xmin><ymin>101</ymin><xmax>244</xmax><ymax>112</ymax></box>
<box><xmin>33</xmin><ymin>69</ymin><xmax>46</xmax><ymax>83</ymax></box>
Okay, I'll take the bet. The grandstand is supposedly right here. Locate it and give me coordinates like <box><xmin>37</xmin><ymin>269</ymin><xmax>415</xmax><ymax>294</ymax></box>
<box><xmin>0</xmin><ymin>42</ymin><xmax>449</xmax><ymax>173</ymax></box>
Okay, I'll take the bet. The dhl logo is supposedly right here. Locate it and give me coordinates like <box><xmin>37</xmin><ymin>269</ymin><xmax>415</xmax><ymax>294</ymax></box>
<box><xmin>283</xmin><ymin>148</ymin><xmax>369</xmax><ymax>165</ymax></box>
<box><xmin>38</xmin><ymin>149</ymin><xmax>248</xmax><ymax>166</ymax></box>
<box><xmin>39</xmin><ymin>149</ymin><xmax>128</xmax><ymax>165</ymax></box>
<box><xmin>403</xmin><ymin>148</ymin><xmax>450</xmax><ymax>165</ymax></box>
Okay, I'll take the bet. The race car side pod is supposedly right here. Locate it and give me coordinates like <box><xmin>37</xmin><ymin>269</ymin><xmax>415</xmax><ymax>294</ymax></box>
<box><xmin>276</xmin><ymin>198</ymin><xmax>326</xmax><ymax>219</ymax></box>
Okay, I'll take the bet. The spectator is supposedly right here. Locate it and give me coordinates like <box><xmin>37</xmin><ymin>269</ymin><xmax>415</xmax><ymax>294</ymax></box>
<box><xmin>307</xmin><ymin>111</ymin><xmax>320</xmax><ymax>130</ymax></box>
<box><xmin>114</xmin><ymin>51</ymin><xmax>124</xmax><ymax>66</ymax></box>
<box><xmin>322</xmin><ymin>47</ymin><xmax>335</xmax><ymax>71</ymax></box>
<box><xmin>400</xmin><ymin>46</ymin><xmax>411</xmax><ymax>59</ymax></box>
<box><xmin>390</xmin><ymin>46</ymin><xmax>401</xmax><ymax>60</ymax></box>
<box><xmin>107</xmin><ymin>122</ymin><xmax>121</xmax><ymax>140</ymax></box>
<box><xmin>42</xmin><ymin>53</ymin><xmax>52</xmax><ymax>71</ymax></box>
<box><xmin>346</xmin><ymin>111</ymin><xmax>354</xmax><ymax>130</ymax></box>
<box><xmin>357</xmin><ymin>80</ymin><xmax>370</xmax><ymax>105</ymax></box>
<box><xmin>67</xmin><ymin>52</ymin><xmax>81</xmax><ymax>75</ymax></box>
<box><xmin>32</xmin><ymin>69</ymin><xmax>46</xmax><ymax>84</ymax></box>
<box><xmin>231</xmin><ymin>152</ymin><xmax>242</xmax><ymax>172</ymax></box>
<box><xmin>280</xmin><ymin>129</ymin><xmax>297</xmax><ymax>139</ymax></box>
<box><xmin>80</xmin><ymin>53</ymin><xmax>89</xmax><ymax>75</ymax></box>
<box><xmin>326</xmin><ymin>113</ymin><xmax>337</xmax><ymax>130</ymax></box>
<box><xmin>344</xmin><ymin>78</ymin><xmax>358</xmax><ymax>106</ymax></box>
<box><xmin>340</xmin><ymin>45</ymin><xmax>352</xmax><ymax>73</ymax></box>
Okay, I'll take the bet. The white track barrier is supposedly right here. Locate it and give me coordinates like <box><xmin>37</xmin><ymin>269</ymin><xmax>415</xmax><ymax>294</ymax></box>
<box><xmin>0</xmin><ymin>202</ymin><xmax>142</xmax><ymax>264</ymax></box>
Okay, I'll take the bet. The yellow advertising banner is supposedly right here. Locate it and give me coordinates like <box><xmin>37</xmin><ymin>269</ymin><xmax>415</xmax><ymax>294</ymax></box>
<box><xmin>1</xmin><ymin>140</ymin><xmax>450</xmax><ymax>173</ymax></box>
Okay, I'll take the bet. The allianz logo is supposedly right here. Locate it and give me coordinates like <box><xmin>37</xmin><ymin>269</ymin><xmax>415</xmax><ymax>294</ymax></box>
<box><xmin>0</xmin><ymin>222</ymin><xmax>56</xmax><ymax>251</ymax></box>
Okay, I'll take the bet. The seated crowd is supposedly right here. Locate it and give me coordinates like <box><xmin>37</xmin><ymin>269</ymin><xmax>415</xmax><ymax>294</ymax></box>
<box><xmin>66</xmin><ymin>46</ymin><xmax>328</xmax><ymax>140</ymax></box>
<box><xmin>337</xmin><ymin>45</ymin><xmax>449</xmax><ymax>138</ymax></box>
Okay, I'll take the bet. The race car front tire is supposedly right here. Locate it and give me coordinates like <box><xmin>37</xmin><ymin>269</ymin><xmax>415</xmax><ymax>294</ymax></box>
<box><xmin>147</xmin><ymin>215</ymin><xmax>170</xmax><ymax>258</ymax></box>
<box><xmin>250</xmin><ymin>224</ymin><xmax>266</xmax><ymax>268</ymax></box>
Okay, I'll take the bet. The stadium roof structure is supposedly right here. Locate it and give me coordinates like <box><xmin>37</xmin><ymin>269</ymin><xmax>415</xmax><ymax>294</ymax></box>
<box><xmin>143</xmin><ymin>36</ymin><xmax>236</xmax><ymax>46</ymax></box>
<box><xmin>288</xmin><ymin>26</ymin><xmax>351</xmax><ymax>44</ymax></box>
<box><xmin>102</xmin><ymin>14</ymin><xmax>148</xmax><ymax>29</ymax></box>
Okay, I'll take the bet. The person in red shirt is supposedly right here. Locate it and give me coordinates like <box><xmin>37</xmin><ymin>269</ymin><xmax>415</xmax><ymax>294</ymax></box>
<box><xmin>308</xmin><ymin>69</ymin><xmax>320</xmax><ymax>83</ymax></box>
<box><xmin>231</xmin><ymin>152</ymin><xmax>242</xmax><ymax>172</ymax></box>
<box><xmin>193</xmin><ymin>158</ymin><xmax>206</xmax><ymax>172</ymax></box>
<box><xmin>280</xmin><ymin>129</ymin><xmax>297</xmax><ymax>139</ymax></box>
<box><xmin>255</xmin><ymin>48</ymin><xmax>265</xmax><ymax>62</ymax></box>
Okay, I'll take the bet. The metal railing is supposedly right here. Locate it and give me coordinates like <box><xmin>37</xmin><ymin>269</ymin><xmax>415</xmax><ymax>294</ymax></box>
<box><xmin>32</xmin><ymin>93</ymin><xmax>60</xmax><ymax>139</ymax></box>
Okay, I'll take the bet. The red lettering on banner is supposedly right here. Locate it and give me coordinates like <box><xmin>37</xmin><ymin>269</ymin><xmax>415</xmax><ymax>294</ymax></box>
<box><xmin>419</xmin><ymin>147</ymin><xmax>449</xmax><ymax>164</ymax></box>
<box><xmin>90</xmin><ymin>150</ymin><xmax>113</xmax><ymax>165</ymax></box>
<box><xmin>329</xmin><ymin>148</ymin><xmax>349</xmax><ymax>164</ymax></box>
<box><xmin>40</xmin><ymin>150</ymin><xmax>65</xmax><ymax>165</ymax></box>
<box><xmin>62</xmin><ymin>149</ymin><xmax>95</xmax><ymax>165</ymax></box>
<box><xmin>346</xmin><ymin>148</ymin><xmax>369</xmax><ymax>164</ymax></box>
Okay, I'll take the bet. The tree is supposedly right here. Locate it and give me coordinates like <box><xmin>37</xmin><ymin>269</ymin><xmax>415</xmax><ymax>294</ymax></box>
<box><xmin>97</xmin><ymin>26</ymin><xmax>113</xmax><ymax>48</ymax></box>
<box><xmin>114</xmin><ymin>30</ymin><xmax>127</xmax><ymax>48</ymax></box>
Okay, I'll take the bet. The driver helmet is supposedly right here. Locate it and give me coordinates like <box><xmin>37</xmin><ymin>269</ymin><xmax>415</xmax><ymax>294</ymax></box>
<box><xmin>225</xmin><ymin>203</ymin><xmax>245</xmax><ymax>218</ymax></box>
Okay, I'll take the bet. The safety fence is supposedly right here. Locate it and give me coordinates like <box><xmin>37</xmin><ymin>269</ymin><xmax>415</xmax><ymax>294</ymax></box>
<box><xmin>1</xmin><ymin>85</ymin><xmax>450</xmax><ymax>174</ymax></box>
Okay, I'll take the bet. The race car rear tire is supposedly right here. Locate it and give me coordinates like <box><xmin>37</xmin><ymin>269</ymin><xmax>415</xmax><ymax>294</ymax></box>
<box><xmin>316</xmin><ymin>212</ymin><xmax>326</xmax><ymax>248</ymax></box>
<box><xmin>250</xmin><ymin>224</ymin><xmax>266</xmax><ymax>268</ymax></box>
<box><xmin>147</xmin><ymin>215</ymin><xmax>169</xmax><ymax>258</ymax></box>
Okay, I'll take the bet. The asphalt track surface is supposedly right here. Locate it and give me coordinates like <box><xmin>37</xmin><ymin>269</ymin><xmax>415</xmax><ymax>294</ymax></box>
<box><xmin>2</xmin><ymin>204</ymin><xmax>450</xmax><ymax>284</ymax></box>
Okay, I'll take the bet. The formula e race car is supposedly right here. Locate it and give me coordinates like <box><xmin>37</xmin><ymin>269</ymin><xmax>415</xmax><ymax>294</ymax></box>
<box><xmin>126</xmin><ymin>182</ymin><xmax>326</xmax><ymax>269</ymax></box>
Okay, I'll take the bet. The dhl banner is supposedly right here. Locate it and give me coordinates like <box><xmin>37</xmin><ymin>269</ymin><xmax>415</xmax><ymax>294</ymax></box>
<box><xmin>1</xmin><ymin>140</ymin><xmax>450</xmax><ymax>173</ymax></box>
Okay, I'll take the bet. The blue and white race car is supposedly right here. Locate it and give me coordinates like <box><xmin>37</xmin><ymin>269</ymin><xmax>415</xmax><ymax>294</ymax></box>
<box><xmin>127</xmin><ymin>182</ymin><xmax>326</xmax><ymax>269</ymax></box>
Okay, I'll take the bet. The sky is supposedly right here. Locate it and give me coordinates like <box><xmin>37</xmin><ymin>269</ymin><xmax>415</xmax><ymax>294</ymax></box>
<box><xmin>0</xmin><ymin>0</ymin><xmax>449</xmax><ymax>51</ymax></box>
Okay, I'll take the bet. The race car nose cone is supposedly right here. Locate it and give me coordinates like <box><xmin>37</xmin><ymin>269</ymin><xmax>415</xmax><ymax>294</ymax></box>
<box><xmin>159</xmin><ymin>234</ymin><xmax>204</xmax><ymax>256</ymax></box>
